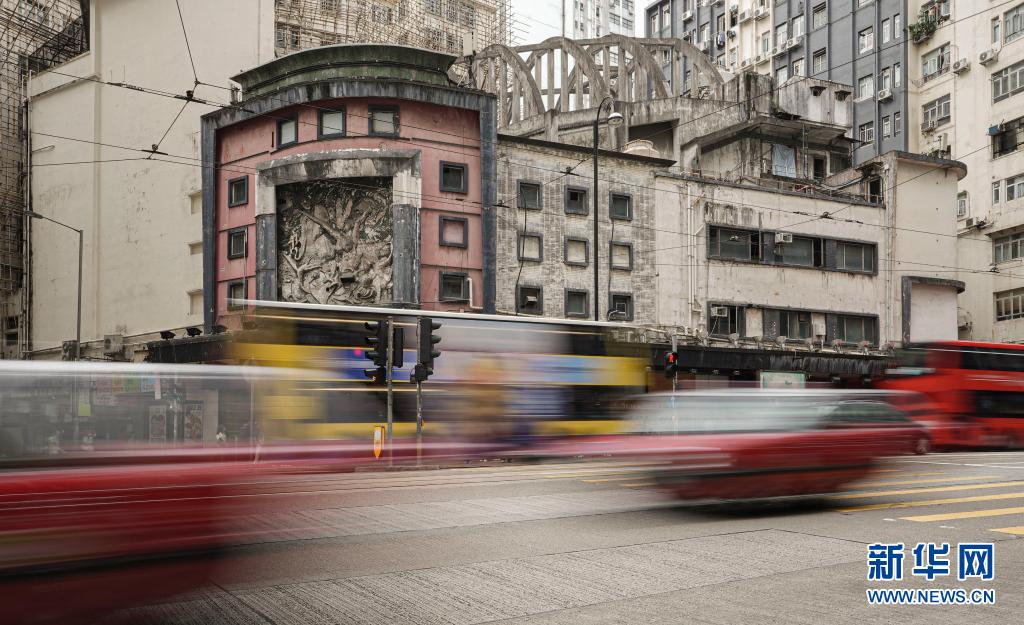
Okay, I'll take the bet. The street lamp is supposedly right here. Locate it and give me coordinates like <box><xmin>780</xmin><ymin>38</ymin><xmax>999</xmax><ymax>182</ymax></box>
<box><xmin>592</xmin><ymin>96</ymin><xmax>624</xmax><ymax>322</ymax></box>
<box><xmin>24</xmin><ymin>210</ymin><xmax>83</xmax><ymax>360</ymax></box>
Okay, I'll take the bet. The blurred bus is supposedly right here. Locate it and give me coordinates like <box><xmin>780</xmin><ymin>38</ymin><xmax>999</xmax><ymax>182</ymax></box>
<box><xmin>233</xmin><ymin>301</ymin><xmax>651</xmax><ymax>442</ymax></box>
<box><xmin>877</xmin><ymin>340</ymin><xmax>1024</xmax><ymax>449</ymax></box>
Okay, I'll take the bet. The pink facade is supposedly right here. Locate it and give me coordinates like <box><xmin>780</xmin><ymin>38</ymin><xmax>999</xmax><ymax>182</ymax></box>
<box><xmin>212</xmin><ymin>97</ymin><xmax>485</xmax><ymax>326</ymax></box>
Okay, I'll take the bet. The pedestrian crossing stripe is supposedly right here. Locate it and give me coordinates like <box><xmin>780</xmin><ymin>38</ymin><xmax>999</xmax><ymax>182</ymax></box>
<box><xmin>834</xmin><ymin>491</ymin><xmax>1024</xmax><ymax>513</ymax></box>
<box><xmin>900</xmin><ymin>505</ymin><xmax>1024</xmax><ymax>522</ymax></box>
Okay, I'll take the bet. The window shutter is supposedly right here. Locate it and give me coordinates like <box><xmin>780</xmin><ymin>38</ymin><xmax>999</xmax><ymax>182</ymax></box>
<box><xmin>762</xmin><ymin>309</ymin><xmax>781</xmax><ymax>339</ymax></box>
<box><xmin>824</xmin><ymin>239</ymin><xmax>838</xmax><ymax>270</ymax></box>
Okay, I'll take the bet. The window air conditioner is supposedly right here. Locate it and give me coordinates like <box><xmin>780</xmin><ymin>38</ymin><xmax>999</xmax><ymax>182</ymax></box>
<box><xmin>876</xmin><ymin>88</ymin><xmax>892</xmax><ymax>102</ymax></box>
<box><xmin>979</xmin><ymin>49</ymin><xmax>999</xmax><ymax>65</ymax></box>
<box><xmin>711</xmin><ymin>306</ymin><xmax>730</xmax><ymax>318</ymax></box>
<box><xmin>775</xmin><ymin>232</ymin><xmax>794</xmax><ymax>244</ymax></box>
<box><xmin>952</xmin><ymin>58</ymin><xmax>969</xmax><ymax>74</ymax></box>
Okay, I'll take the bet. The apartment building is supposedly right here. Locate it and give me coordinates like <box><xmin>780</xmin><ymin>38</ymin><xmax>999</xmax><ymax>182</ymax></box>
<box><xmin>562</xmin><ymin>0</ymin><xmax>636</xmax><ymax>38</ymax></box>
<box><xmin>645</xmin><ymin>0</ymin><xmax>911</xmax><ymax>164</ymax></box>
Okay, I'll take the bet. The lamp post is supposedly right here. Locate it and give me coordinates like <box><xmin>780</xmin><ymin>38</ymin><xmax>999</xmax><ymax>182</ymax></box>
<box><xmin>592</xmin><ymin>96</ymin><xmax>624</xmax><ymax>321</ymax></box>
<box><xmin>24</xmin><ymin>210</ymin><xmax>83</xmax><ymax>360</ymax></box>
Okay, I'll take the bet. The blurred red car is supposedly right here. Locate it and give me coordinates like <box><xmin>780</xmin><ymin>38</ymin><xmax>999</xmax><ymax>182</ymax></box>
<box><xmin>543</xmin><ymin>390</ymin><xmax>929</xmax><ymax>501</ymax></box>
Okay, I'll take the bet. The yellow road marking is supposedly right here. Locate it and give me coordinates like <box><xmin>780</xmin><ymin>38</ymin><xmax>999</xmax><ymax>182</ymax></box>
<box><xmin>835</xmin><ymin>491</ymin><xmax>1024</xmax><ymax>513</ymax></box>
<box><xmin>901</xmin><ymin>506</ymin><xmax>1024</xmax><ymax>522</ymax></box>
<box><xmin>856</xmin><ymin>475</ymin><xmax>1002</xmax><ymax>488</ymax></box>
<box><xmin>832</xmin><ymin>480</ymin><xmax>1024</xmax><ymax>500</ymax></box>
<box><xmin>621</xmin><ymin>481</ymin><xmax>655</xmax><ymax>488</ymax></box>
<box><xmin>581</xmin><ymin>476</ymin><xmax>648</xmax><ymax>483</ymax></box>
<box><xmin>991</xmin><ymin>526</ymin><xmax>1024</xmax><ymax>536</ymax></box>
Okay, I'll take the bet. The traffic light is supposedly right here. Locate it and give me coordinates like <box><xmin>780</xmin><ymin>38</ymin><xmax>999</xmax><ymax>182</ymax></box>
<box><xmin>664</xmin><ymin>351</ymin><xmax>678</xmax><ymax>379</ymax></box>
<box><xmin>413</xmin><ymin>318</ymin><xmax>442</xmax><ymax>383</ymax></box>
<box><xmin>391</xmin><ymin>327</ymin><xmax>404</xmax><ymax>369</ymax></box>
<box><xmin>364</xmin><ymin>320</ymin><xmax>390</xmax><ymax>383</ymax></box>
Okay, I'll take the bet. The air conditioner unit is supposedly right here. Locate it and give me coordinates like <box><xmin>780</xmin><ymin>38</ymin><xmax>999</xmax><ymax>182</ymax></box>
<box><xmin>729</xmin><ymin>3</ymin><xmax>739</xmax><ymax>13</ymax></box>
<box><xmin>738</xmin><ymin>10</ymin><xmax>751</xmax><ymax>23</ymax></box>
<box><xmin>921</xmin><ymin>120</ymin><xmax>937</xmax><ymax>133</ymax></box>
<box><xmin>103</xmin><ymin>334</ymin><xmax>124</xmax><ymax>356</ymax></box>
<box><xmin>712</xmin><ymin>0</ymin><xmax>724</xmax><ymax>5</ymax></box>
<box><xmin>728</xmin><ymin>27</ymin><xmax>738</xmax><ymax>38</ymax></box>
<box><xmin>773</xmin><ymin>46</ymin><xmax>786</xmax><ymax>57</ymax></box>
<box><xmin>965</xmin><ymin>217</ymin><xmax>988</xmax><ymax>229</ymax></box>
<box><xmin>711</xmin><ymin>306</ymin><xmax>730</xmax><ymax>318</ymax></box>
<box><xmin>755</xmin><ymin>53</ymin><xmax>765</xmax><ymax>63</ymax></box>
<box><xmin>876</xmin><ymin>88</ymin><xmax>892</xmax><ymax>102</ymax></box>
<box><xmin>979</xmin><ymin>49</ymin><xmax>999</xmax><ymax>65</ymax></box>
<box><xmin>740</xmin><ymin>58</ymin><xmax>752</xmax><ymax>68</ymax></box>
<box><xmin>754</xmin><ymin>7</ymin><xmax>767</xmax><ymax>20</ymax></box>
<box><xmin>681</xmin><ymin>9</ymin><xmax>694</xmax><ymax>21</ymax></box>
<box><xmin>989</xmin><ymin>123</ymin><xmax>1005</xmax><ymax>136</ymax></box>
<box><xmin>775</xmin><ymin>232</ymin><xmax>794</xmax><ymax>244</ymax></box>
<box><xmin>952</xmin><ymin>58</ymin><xmax>970</xmax><ymax>74</ymax></box>
<box><xmin>787</xmin><ymin>36</ymin><xmax>802</xmax><ymax>49</ymax></box>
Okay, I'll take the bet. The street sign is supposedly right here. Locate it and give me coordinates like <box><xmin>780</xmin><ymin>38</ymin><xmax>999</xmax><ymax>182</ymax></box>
<box><xmin>373</xmin><ymin>425</ymin><xmax>385</xmax><ymax>459</ymax></box>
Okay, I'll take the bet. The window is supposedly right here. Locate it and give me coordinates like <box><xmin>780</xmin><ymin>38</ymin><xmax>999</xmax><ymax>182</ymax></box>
<box><xmin>18</xmin><ymin>0</ymin><xmax>49</xmax><ymax>25</ymax></box>
<box><xmin>867</xmin><ymin>177</ymin><xmax>883</xmax><ymax>203</ymax></box>
<box><xmin>858</xmin><ymin>27</ymin><xmax>873</xmax><ymax>53</ymax></box>
<box><xmin>609</xmin><ymin>193</ymin><xmax>632</xmax><ymax>220</ymax></box>
<box><xmin>994</xmin><ymin>181</ymin><xmax>1002</xmax><ymax>205</ymax></box>
<box><xmin>439</xmin><ymin>272</ymin><xmax>469</xmax><ymax>302</ymax></box>
<box><xmin>1006</xmin><ymin>174</ymin><xmax>1024</xmax><ymax>201</ymax></box>
<box><xmin>227</xmin><ymin>281</ymin><xmax>246</xmax><ymax>310</ymax></box>
<box><xmin>717</xmin><ymin>14</ymin><xmax>726</xmax><ymax>33</ymax></box>
<box><xmin>957</xmin><ymin>192</ymin><xmax>969</xmax><ymax>219</ymax></box>
<box><xmin>858</xmin><ymin>74</ymin><xmax>874</xmax><ymax>99</ymax></box>
<box><xmin>830</xmin><ymin>153</ymin><xmax>851</xmax><ymax>174</ymax></box>
<box><xmin>879</xmin><ymin>67</ymin><xmax>891</xmax><ymax>91</ymax></box>
<box><xmin>993</xmin><ymin>118</ymin><xmax>1024</xmax><ymax>158</ymax></box>
<box><xmin>708</xmin><ymin>226</ymin><xmax>760</xmax><ymax>261</ymax></box>
<box><xmin>775</xmin><ymin>24</ymin><xmax>788</xmax><ymax>48</ymax></box>
<box><xmin>318</xmin><ymin>108</ymin><xmax>345</xmax><ymax>138</ymax></box>
<box><xmin>709</xmin><ymin>303</ymin><xmax>743</xmax><ymax>336</ymax></box>
<box><xmin>518</xmin><ymin>233</ymin><xmax>542</xmax><ymax>261</ymax></box>
<box><xmin>994</xmin><ymin>16</ymin><xmax>1002</xmax><ymax>44</ymax></box>
<box><xmin>994</xmin><ymin>232</ymin><xmax>1024</xmax><ymax>264</ymax></box>
<box><xmin>921</xmin><ymin>44</ymin><xmax>950</xmax><ymax>81</ymax></box>
<box><xmin>882</xmin><ymin>115</ymin><xmax>891</xmax><ymax>138</ymax></box>
<box><xmin>775</xmin><ymin>66</ymin><xmax>790</xmax><ymax>84</ymax></box>
<box><xmin>792</xmin><ymin>58</ymin><xmax>805</xmax><ymax>77</ymax></box>
<box><xmin>792</xmin><ymin>16</ymin><xmax>804</xmax><ymax>38</ymax></box>
<box><xmin>564</xmin><ymin>237</ymin><xmax>589</xmax><ymax>266</ymax></box>
<box><xmin>439</xmin><ymin>216</ymin><xmax>468</xmax><ymax>248</ymax></box>
<box><xmin>1007</xmin><ymin>2</ymin><xmax>1024</xmax><ymax>44</ymax></box>
<box><xmin>565</xmin><ymin>290</ymin><xmax>589</xmax><ymax>318</ymax></box>
<box><xmin>517</xmin><ymin>181</ymin><xmax>541</xmax><ymax>209</ymax></box>
<box><xmin>812</xmin><ymin>48</ymin><xmax>827</xmax><ymax>75</ymax></box>
<box><xmin>834</xmin><ymin>315</ymin><xmax>877</xmax><ymax>346</ymax></box>
<box><xmin>992</xmin><ymin>60</ymin><xmax>1024</xmax><ymax>103</ymax></box>
<box><xmin>517</xmin><ymin>285</ymin><xmax>543</xmax><ymax>315</ymax></box>
<box><xmin>275</xmin><ymin>23</ymin><xmax>300</xmax><ymax>49</ymax></box>
<box><xmin>609</xmin><ymin>293</ymin><xmax>634</xmax><ymax>321</ymax></box>
<box><xmin>565</xmin><ymin>186</ymin><xmax>588</xmax><ymax>214</ymax></box>
<box><xmin>893</xmin><ymin>62</ymin><xmax>901</xmax><ymax>87</ymax></box>
<box><xmin>881</xmin><ymin>18</ymin><xmax>891</xmax><ymax>43</ymax></box>
<box><xmin>894</xmin><ymin>111</ymin><xmax>902</xmax><ymax>135</ymax></box>
<box><xmin>369</xmin><ymin>106</ymin><xmax>399</xmax><ymax>136</ymax></box>
<box><xmin>277</xmin><ymin>117</ymin><xmax>298</xmax><ymax>147</ymax></box>
<box><xmin>761</xmin><ymin>32</ymin><xmax>772</xmax><ymax>54</ymax></box>
<box><xmin>894</xmin><ymin>13</ymin><xmax>901</xmax><ymax>38</ymax></box>
<box><xmin>227</xmin><ymin>228</ymin><xmax>247</xmax><ymax>259</ymax></box>
<box><xmin>922</xmin><ymin>94</ymin><xmax>951</xmax><ymax>127</ymax></box>
<box><xmin>439</xmin><ymin>162</ymin><xmax>468</xmax><ymax>193</ymax></box>
<box><xmin>859</xmin><ymin>122</ymin><xmax>875</xmax><ymax>145</ymax></box>
<box><xmin>188</xmin><ymin>291</ymin><xmax>203</xmax><ymax>316</ymax></box>
<box><xmin>700</xmin><ymin>23</ymin><xmax>710</xmax><ymax>43</ymax></box>
<box><xmin>610</xmin><ymin>242</ymin><xmax>633</xmax><ymax>270</ymax></box>
<box><xmin>812</xmin><ymin>4</ymin><xmax>827</xmax><ymax>29</ymax></box>
<box><xmin>837</xmin><ymin>241</ymin><xmax>875</xmax><ymax>272</ymax></box>
<box><xmin>227</xmin><ymin>176</ymin><xmax>248</xmax><ymax>207</ymax></box>
<box><xmin>996</xmin><ymin>287</ymin><xmax>1024</xmax><ymax>320</ymax></box>
<box><xmin>776</xmin><ymin>236</ymin><xmax>821</xmax><ymax>267</ymax></box>
<box><xmin>779</xmin><ymin>310</ymin><xmax>813</xmax><ymax>339</ymax></box>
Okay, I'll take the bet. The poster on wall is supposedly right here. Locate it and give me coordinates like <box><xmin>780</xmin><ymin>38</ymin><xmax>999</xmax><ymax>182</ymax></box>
<box><xmin>183</xmin><ymin>401</ymin><xmax>204</xmax><ymax>442</ymax></box>
<box><xmin>760</xmin><ymin>371</ymin><xmax>807</xmax><ymax>389</ymax></box>
<box><xmin>148</xmin><ymin>405</ymin><xmax>167</xmax><ymax>442</ymax></box>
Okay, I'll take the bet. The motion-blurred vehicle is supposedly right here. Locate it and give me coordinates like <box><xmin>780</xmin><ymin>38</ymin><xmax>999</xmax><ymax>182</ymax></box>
<box><xmin>545</xmin><ymin>390</ymin><xmax>928</xmax><ymax>501</ymax></box>
<box><xmin>878</xmin><ymin>340</ymin><xmax>1024</xmax><ymax>448</ymax></box>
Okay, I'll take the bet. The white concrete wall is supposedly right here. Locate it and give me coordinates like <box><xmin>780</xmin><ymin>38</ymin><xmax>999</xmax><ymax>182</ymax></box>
<box><xmin>28</xmin><ymin>0</ymin><xmax>273</xmax><ymax>356</ymax></box>
<box><xmin>910</xmin><ymin>283</ymin><xmax>957</xmax><ymax>342</ymax></box>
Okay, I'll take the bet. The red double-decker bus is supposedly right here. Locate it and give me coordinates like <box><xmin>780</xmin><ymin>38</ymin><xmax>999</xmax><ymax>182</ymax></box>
<box><xmin>877</xmin><ymin>341</ymin><xmax>1024</xmax><ymax>449</ymax></box>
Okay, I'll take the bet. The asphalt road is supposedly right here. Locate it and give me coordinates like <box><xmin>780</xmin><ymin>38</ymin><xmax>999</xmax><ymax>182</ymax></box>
<box><xmin>118</xmin><ymin>451</ymin><xmax>1024</xmax><ymax>624</ymax></box>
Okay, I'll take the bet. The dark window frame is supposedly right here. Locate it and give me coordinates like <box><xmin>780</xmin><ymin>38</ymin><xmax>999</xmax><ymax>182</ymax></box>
<box><xmin>276</xmin><ymin>116</ymin><xmax>299</xmax><ymax>148</ymax></box>
<box><xmin>227</xmin><ymin>176</ymin><xmax>249</xmax><ymax>207</ymax></box>
<box><xmin>833</xmin><ymin>314</ymin><xmax>879</xmax><ymax>347</ymax></box>
<box><xmin>317</xmin><ymin>107</ymin><xmax>346</xmax><ymax>139</ymax></box>
<box><xmin>227</xmin><ymin>227</ymin><xmax>248</xmax><ymax>259</ymax></box>
<box><xmin>707</xmin><ymin>225</ymin><xmax>761</xmax><ymax>261</ymax></box>
<box><xmin>609</xmin><ymin>292</ymin><xmax>634</xmax><ymax>322</ymax></box>
<box><xmin>609</xmin><ymin>192</ymin><xmax>633</xmax><ymax>221</ymax></box>
<box><xmin>775</xmin><ymin>235</ymin><xmax>823</xmax><ymax>268</ymax></box>
<box><xmin>609</xmin><ymin>240</ymin><xmax>634</xmax><ymax>271</ymax></box>
<box><xmin>835</xmin><ymin>240</ymin><xmax>876</xmax><ymax>274</ymax></box>
<box><xmin>439</xmin><ymin>271</ymin><xmax>469</xmax><ymax>303</ymax></box>
<box><xmin>565</xmin><ymin>186</ymin><xmax>589</xmax><ymax>215</ymax></box>
<box><xmin>368</xmin><ymin>105</ymin><xmax>400</xmax><ymax>137</ymax></box>
<box><xmin>708</xmin><ymin>302</ymin><xmax>745</xmax><ymax>337</ymax></box>
<box><xmin>439</xmin><ymin>161</ymin><xmax>469</xmax><ymax>193</ymax></box>
<box><xmin>563</xmin><ymin>236</ymin><xmax>590</xmax><ymax>267</ymax></box>
<box><xmin>516</xmin><ymin>284</ymin><xmax>544</xmax><ymax>315</ymax></box>
<box><xmin>438</xmin><ymin>215</ymin><xmax>469</xmax><ymax>248</ymax></box>
<box><xmin>564</xmin><ymin>288</ymin><xmax>590</xmax><ymax>318</ymax></box>
<box><xmin>517</xmin><ymin>180</ymin><xmax>542</xmax><ymax>209</ymax></box>
<box><xmin>227</xmin><ymin>280</ymin><xmax>246</xmax><ymax>310</ymax></box>
<box><xmin>517</xmin><ymin>232</ymin><xmax>543</xmax><ymax>262</ymax></box>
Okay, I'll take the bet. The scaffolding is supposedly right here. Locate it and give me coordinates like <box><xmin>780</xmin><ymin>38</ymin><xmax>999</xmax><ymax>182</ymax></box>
<box><xmin>273</xmin><ymin>0</ymin><xmax>512</xmax><ymax>58</ymax></box>
<box><xmin>0</xmin><ymin>0</ymin><xmax>85</xmax><ymax>357</ymax></box>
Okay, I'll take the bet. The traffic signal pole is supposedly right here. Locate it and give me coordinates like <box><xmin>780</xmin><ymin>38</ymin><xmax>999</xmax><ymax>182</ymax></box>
<box><xmin>386</xmin><ymin>315</ymin><xmax>395</xmax><ymax>464</ymax></box>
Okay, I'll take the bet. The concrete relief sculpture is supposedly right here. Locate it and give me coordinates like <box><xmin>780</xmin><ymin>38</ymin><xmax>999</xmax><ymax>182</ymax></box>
<box><xmin>277</xmin><ymin>177</ymin><xmax>393</xmax><ymax>305</ymax></box>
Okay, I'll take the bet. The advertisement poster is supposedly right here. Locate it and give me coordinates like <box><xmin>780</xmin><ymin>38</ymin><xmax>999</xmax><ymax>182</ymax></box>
<box><xmin>148</xmin><ymin>405</ymin><xmax>167</xmax><ymax>442</ymax></box>
<box><xmin>183</xmin><ymin>402</ymin><xmax>204</xmax><ymax>441</ymax></box>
